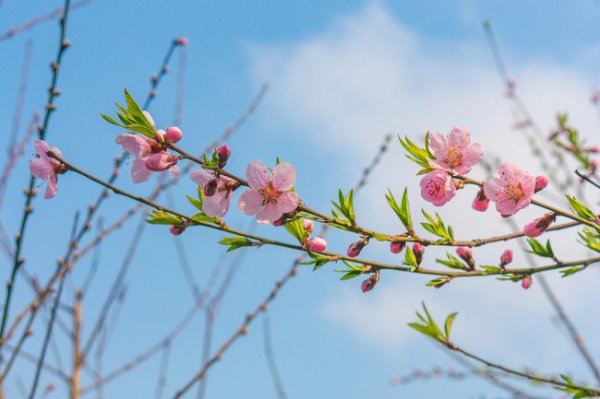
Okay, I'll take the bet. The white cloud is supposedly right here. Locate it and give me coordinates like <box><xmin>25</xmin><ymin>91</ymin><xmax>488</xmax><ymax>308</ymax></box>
<box><xmin>248</xmin><ymin>2</ymin><xmax>600</xmax><ymax>373</ymax></box>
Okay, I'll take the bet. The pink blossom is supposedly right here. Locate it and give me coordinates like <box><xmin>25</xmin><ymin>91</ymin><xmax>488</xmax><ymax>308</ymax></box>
<box><xmin>534</xmin><ymin>175</ymin><xmax>548</xmax><ymax>192</ymax></box>
<box><xmin>521</xmin><ymin>275</ymin><xmax>533</xmax><ymax>290</ymax></box>
<box><xmin>483</xmin><ymin>162</ymin><xmax>535</xmax><ymax>217</ymax></box>
<box><xmin>523</xmin><ymin>212</ymin><xmax>556</xmax><ymax>238</ymax></box>
<box><xmin>145</xmin><ymin>152</ymin><xmax>179</xmax><ymax>172</ymax></box>
<box><xmin>390</xmin><ymin>241</ymin><xmax>406</xmax><ymax>254</ymax></box>
<box><xmin>237</xmin><ymin>161</ymin><xmax>299</xmax><ymax>224</ymax></box>
<box><xmin>115</xmin><ymin>133</ymin><xmax>179</xmax><ymax>183</ymax></box>
<box><xmin>165</xmin><ymin>127</ymin><xmax>183</xmax><ymax>143</ymax></box>
<box><xmin>428</xmin><ymin>126</ymin><xmax>483</xmax><ymax>174</ymax></box>
<box><xmin>500</xmin><ymin>249</ymin><xmax>513</xmax><ymax>267</ymax></box>
<box><xmin>413</xmin><ymin>243</ymin><xmax>425</xmax><ymax>265</ymax></box>
<box><xmin>190</xmin><ymin>169</ymin><xmax>238</xmax><ymax>218</ymax></box>
<box><xmin>472</xmin><ymin>188</ymin><xmax>489</xmax><ymax>212</ymax></box>
<box><xmin>29</xmin><ymin>140</ymin><xmax>65</xmax><ymax>199</ymax></box>
<box><xmin>420</xmin><ymin>169</ymin><xmax>456</xmax><ymax>206</ymax></box>
<box><xmin>307</xmin><ymin>237</ymin><xmax>327</xmax><ymax>253</ymax></box>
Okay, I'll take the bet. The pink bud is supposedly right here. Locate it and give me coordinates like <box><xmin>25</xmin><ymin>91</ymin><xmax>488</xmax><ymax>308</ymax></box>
<box><xmin>521</xmin><ymin>275</ymin><xmax>532</xmax><ymax>289</ymax></box>
<box><xmin>412</xmin><ymin>243</ymin><xmax>425</xmax><ymax>265</ymax></box>
<box><xmin>361</xmin><ymin>272</ymin><xmax>380</xmax><ymax>293</ymax></box>
<box><xmin>217</xmin><ymin>144</ymin><xmax>231</xmax><ymax>168</ymax></box>
<box><xmin>588</xmin><ymin>146</ymin><xmax>599</xmax><ymax>154</ymax></box>
<box><xmin>456</xmin><ymin>247</ymin><xmax>475</xmax><ymax>269</ymax></box>
<box><xmin>175</xmin><ymin>37</ymin><xmax>189</xmax><ymax>46</ymax></box>
<box><xmin>523</xmin><ymin>212</ymin><xmax>556</xmax><ymax>238</ymax></box>
<box><xmin>169</xmin><ymin>225</ymin><xmax>185</xmax><ymax>235</ymax></box>
<box><xmin>471</xmin><ymin>188</ymin><xmax>489</xmax><ymax>212</ymax></box>
<box><xmin>303</xmin><ymin>219</ymin><xmax>314</xmax><ymax>235</ymax></box>
<box><xmin>307</xmin><ymin>237</ymin><xmax>327</xmax><ymax>253</ymax></box>
<box><xmin>500</xmin><ymin>249</ymin><xmax>513</xmax><ymax>267</ymax></box>
<box><xmin>347</xmin><ymin>239</ymin><xmax>367</xmax><ymax>258</ymax></box>
<box><xmin>390</xmin><ymin>241</ymin><xmax>406</xmax><ymax>254</ymax></box>
<box><xmin>534</xmin><ymin>175</ymin><xmax>548</xmax><ymax>192</ymax></box>
<box><xmin>145</xmin><ymin>153</ymin><xmax>178</xmax><ymax>172</ymax></box>
<box><xmin>165</xmin><ymin>127</ymin><xmax>183</xmax><ymax>143</ymax></box>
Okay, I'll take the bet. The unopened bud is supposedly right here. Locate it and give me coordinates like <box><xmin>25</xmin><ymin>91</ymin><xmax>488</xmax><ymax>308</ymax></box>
<box><xmin>534</xmin><ymin>175</ymin><xmax>548</xmax><ymax>192</ymax></box>
<box><xmin>175</xmin><ymin>37</ymin><xmax>189</xmax><ymax>46</ymax></box>
<box><xmin>347</xmin><ymin>238</ymin><xmax>368</xmax><ymax>258</ymax></box>
<box><xmin>169</xmin><ymin>225</ymin><xmax>186</xmax><ymax>236</ymax></box>
<box><xmin>165</xmin><ymin>126</ymin><xmax>183</xmax><ymax>143</ymax></box>
<box><xmin>521</xmin><ymin>275</ymin><xmax>533</xmax><ymax>289</ymax></box>
<box><xmin>413</xmin><ymin>243</ymin><xmax>425</xmax><ymax>265</ymax></box>
<box><xmin>523</xmin><ymin>212</ymin><xmax>556</xmax><ymax>238</ymax></box>
<box><xmin>500</xmin><ymin>249</ymin><xmax>513</xmax><ymax>267</ymax></box>
<box><xmin>303</xmin><ymin>219</ymin><xmax>314</xmax><ymax>235</ymax></box>
<box><xmin>456</xmin><ymin>247</ymin><xmax>475</xmax><ymax>270</ymax></box>
<box><xmin>472</xmin><ymin>188</ymin><xmax>489</xmax><ymax>212</ymax></box>
<box><xmin>307</xmin><ymin>237</ymin><xmax>327</xmax><ymax>253</ymax></box>
<box><xmin>217</xmin><ymin>144</ymin><xmax>231</xmax><ymax>168</ymax></box>
<box><xmin>390</xmin><ymin>241</ymin><xmax>406</xmax><ymax>254</ymax></box>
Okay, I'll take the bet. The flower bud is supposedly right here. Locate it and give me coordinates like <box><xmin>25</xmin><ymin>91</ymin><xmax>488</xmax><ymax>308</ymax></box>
<box><xmin>142</xmin><ymin>110</ymin><xmax>155</xmax><ymax>127</ymax></box>
<box><xmin>500</xmin><ymin>249</ymin><xmax>513</xmax><ymax>267</ymax></box>
<box><xmin>523</xmin><ymin>212</ymin><xmax>556</xmax><ymax>238</ymax></box>
<box><xmin>390</xmin><ymin>241</ymin><xmax>406</xmax><ymax>254</ymax></box>
<box><xmin>361</xmin><ymin>271</ymin><xmax>380</xmax><ymax>293</ymax></box>
<box><xmin>471</xmin><ymin>188</ymin><xmax>489</xmax><ymax>212</ymax></box>
<box><xmin>217</xmin><ymin>144</ymin><xmax>231</xmax><ymax>168</ymax></box>
<box><xmin>169</xmin><ymin>225</ymin><xmax>186</xmax><ymax>235</ymax></box>
<box><xmin>347</xmin><ymin>238</ymin><xmax>368</xmax><ymax>258</ymax></box>
<box><xmin>534</xmin><ymin>175</ymin><xmax>549</xmax><ymax>192</ymax></box>
<box><xmin>456</xmin><ymin>247</ymin><xmax>475</xmax><ymax>270</ymax></box>
<box><xmin>203</xmin><ymin>179</ymin><xmax>218</xmax><ymax>197</ymax></box>
<box><xmin>303</xmin><ymin>219</ymin><xmax>314</xmax><ymax>235</ymax></box>
<box><xmin>521</xmin><ymin>275</ymin><xmax>533</xmax><ymax>290</ymax></box>
<box><xmin>165</xmin><ymin>127</ymin><xmax>183</xmax><ymax>143</ymax></box>
<box><xmin>175</xmin><ymin>37</ymin><xmax>189</xmax><ymax>46</ymax></box>
<box><xmin>307</xmin><ymin>237</ymin><xmax>327</xmax><ymax>253</ymax></box>
<box><xmin>413</xmin><ymin>243</ymin><xmax>425</xmax><ymax>265</ymax></box>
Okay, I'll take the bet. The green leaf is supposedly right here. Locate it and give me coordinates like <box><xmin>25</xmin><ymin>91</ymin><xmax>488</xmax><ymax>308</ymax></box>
<box><xmin>436</xmin><ymin>254</ymin><xmax>468</xmax><ymax>271</ymax></box>
<box><xmin>444</xmin><ymin>312</ymin><xmax>458</xmax><ymax>339</ymax></box>
<box><xmin>560</xmin><ymin>266</ymin><xmax>584</xmax><ymax>278</ymax></box>
<box><xmin>480</xmin><ymin>265</ymin><xmax>501</xmax><ymax>275</ymax></box>
<box><xmin>284</xmin><ymin>218</ymin><xmax>308</xmax><ymax>243</ymax></box>
<box><xmin>301</xmin><ymin>253</ymin><xmax>331</xmax><ymax>271</ymax></box>
<box><xmin>146</xmin><ymin>210</ymin><xmax>182</xmax><ymax>225</ymax></box>
<box><xmin>404</xmin><ymin>246</ymin><xmax>418</xmax><ymax>272</ymax></box>
<box><xmin>566</xmin><ymin>195</ymin><xmax>597</xmax><ymax>222</ymax></box>
<box><xmin>102</xmin><ymin>89</ymin><xmax>157</xmax><ymax>139</ymax></box>
<box><xmin>218</xmin><ymin>236</ymin><xmax>256</xmax><ymax>252</ymax></box>
<box><xmin>526</xmin><ymin>238</ymin><xmax>554</xmax><ymax>258</ymax></box>
<box><xmin>331</xmin><ymin>189</ymin><xmax>356</xmax><ymax>224</ymax></box>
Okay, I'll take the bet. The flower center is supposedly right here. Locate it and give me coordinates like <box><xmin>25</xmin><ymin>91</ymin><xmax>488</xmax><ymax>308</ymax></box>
<box><xmin>506</xmin><ymin>183</ymin><xmax>525</xmax><ymax>202</ymax></box>
<box><xmin>445</xmin><ymin>146</ymin><xmax>462</xmax><ymax>168</ymax></box>
<box><xmin>260</xmin><ymin>182</ymin><xmax>280</xmax><ymax>205</ymax></box>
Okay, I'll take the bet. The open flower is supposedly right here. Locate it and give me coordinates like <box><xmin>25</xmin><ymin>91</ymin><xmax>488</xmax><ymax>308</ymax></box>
<box><xmin>428</xmin><ymin>126</ymin><xmax>483</xmax><ymax>174</ymax></box>
<box><xmin>238</xmin><ymin>161</ymin><xmax>299</xmax><ymax>224</ymax></box>
<box><xmin>190</xmin><ymin>169</ymin><xmax>238</xmax><ymax>218</ymax></box>
<box><xmin>29</xmin><ymin>140</ymin><xmax>65</xmax><ymax>199</ymax></box>
<box><xmin>420</xmin><ymin>169</ymin><xmax>456</xmax><ymax>206</ymax></box>
<box><xmin>483</xmin><ymin>162</ymin><xmax>535</xmax><ymax>217</ymax></box>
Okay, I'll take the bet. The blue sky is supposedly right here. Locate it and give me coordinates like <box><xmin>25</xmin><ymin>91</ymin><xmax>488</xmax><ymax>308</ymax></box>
<box><xmin>1</xmin><ymin>1</ymin><xmax>600</xmax><ymax>398</ymax></box>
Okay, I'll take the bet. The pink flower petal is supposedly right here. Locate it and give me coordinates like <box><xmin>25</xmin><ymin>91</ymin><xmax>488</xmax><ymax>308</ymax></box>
<box><xmin>169</xmin><ymin>165</ymin><xmax>180</xmax><ymax>178</ymax></box>
<box><xmin>29</xmin><ymin>158</ymin><xmax>53</xmax><ymax>179</ymax></box>
<box><xmin>277</xmin><ymin>191</ymin><xmax>299</xmax><ymax>213</ymax></box>
<box><xmin>483</xmin><ymin>178</ymin><xmax>506</xmax><ymax>201</ymax></box>
<box><xmin>44</xmin><ymin>174</ymin><xmax>58</xmax><ymax>199</ymax></box>
<box><xmin>455</xmin><ymin>143</ymin><xmax>483</xmax><ymax>174</ymax></box>
<box><xmin>34</xmin><ymin>140</ymin><xmax>51</xmax><ymax>159</ymax></box>
<box><xmin>256</xmin><ymin>202</ymin><xmax>282</xmax><ymax>224</ymax></box>
<box><xmin>190</xmin><ymin>169</ymin><xmax>214</xmax><ymax>187</ymax></box>
<box><xmin>116</xmin><ymin>134</ymin><xmax>151</xmax><ymax>158</ymax></box>
<box><xmin>238</xmin><ymin>189</ymin><xmax>263</xmax><ymax>216</ymax></box>
<box><xmin>246</xmin><ymin>161</ymin><xmax>270</xmax><ymax>190</ymax></box>
<box><xmin>131</xmin><ymin>159</ymin><xmax>152</xmax><ymax>183</ymax></box>
<box><xmin>202</xmin><ymin>191</ymin><xmax>230</xmax><ymax>218</ymax></box>
<box><xmin>272</xmin><ymin>162</ymin><xmax>296</xmax><ymax>191</ymax></box>
<box><xmin>447</xmin><ymin>126</ymin><xmax>470</xmax><ymax>149</ymax></box>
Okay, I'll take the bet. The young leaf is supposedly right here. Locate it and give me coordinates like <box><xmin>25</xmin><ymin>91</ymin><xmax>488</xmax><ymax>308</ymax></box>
<box><xmin>218</xmin><ymin>236</ymin><xmax>256</xmax><ymax>252</ymax></box>
<box><xmin>146</xmin><ymin>210</ymin><xmax>182</xmax><ymax>225</ymax></box>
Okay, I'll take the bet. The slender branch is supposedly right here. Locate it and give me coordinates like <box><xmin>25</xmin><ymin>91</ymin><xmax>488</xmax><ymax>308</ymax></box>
<box><xmin>262</xmin><ymin>314</ymin><xmax>288</xmax><ymax>399</ymax></box>
<box><xmin>53</xmin><ymin>153</ymin><xmax>600</xmax><ymax>279</ymax></box>
<box><xmin>70</xmin><ymin>290</ymin><xmax>83</xmax><ymax>399</ymax></box>
<box><xmin>0</xmin><ymin>0</ymin><xmax>73</xmax><ymax>357</ymax></box>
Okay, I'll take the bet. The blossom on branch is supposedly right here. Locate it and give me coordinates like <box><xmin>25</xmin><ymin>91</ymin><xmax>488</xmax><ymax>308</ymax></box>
<box><xmin>190</xmin><ymin>169</ymin><xmax>238</xmax><ymax>218</ymax></box>
<box><xmin>428</xmin><ymin>126</ymin><xmax>483</xmax><ymax>175</ymax></box>
<box><xmin>29</xmin><ymin>140</ymin><xmax>66</xmax><ymax>199</ymax></box>
<box><xmin>483</xmin><ymin>162</ymin><xmax>535</xmax><ymax>216</ymax></box>
<box><xmin>420</xmin><ymin>169</ymin><xmax>456</xmax><ymax>206</ymax></box>
<box><xmin>238</xmin><ymin>161</ymin><xmax>299</xmax><ymax>224</ymax></box>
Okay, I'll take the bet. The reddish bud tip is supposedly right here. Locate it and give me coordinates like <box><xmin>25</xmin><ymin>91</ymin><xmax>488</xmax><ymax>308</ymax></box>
<box><xmin>412</xmin><ymin>243</ymin><xmax>425</xmax><ymax>265</ymax></box>
<box><xmin>217</xmin><ymin>144</ymin><xmax>231</xmax><ymax>168</ymax></box>
<box><xmin>347</xmin><ymin>239</ymin><xmax>367</xmax><ymax>258</ymax></box>
<box><xmin>523</xmin><ymin>212</ymin><xmax>556</xmax><ymax>238</ymax></box>
<box><xmin>175</xmin><ymin>37</ymin><xmax>189</xmax><ymax>46</ymax></box>
<box><xmin>169</xmin><ymin>225</ymin><xmax>185</xmax><ymax>235</ymax></box>
<box><xmin>303</xmin><ymin>219</ymin><xmax>314</xmax><ymax>235</ymax></box>
<box><xmin>521</xmin><ymin>275</ymin><xmax>532</xmax><ymax>289</ymax></box>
